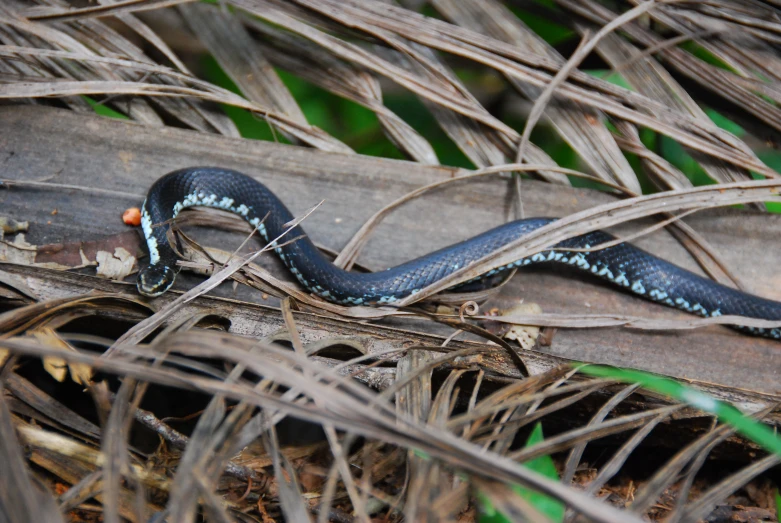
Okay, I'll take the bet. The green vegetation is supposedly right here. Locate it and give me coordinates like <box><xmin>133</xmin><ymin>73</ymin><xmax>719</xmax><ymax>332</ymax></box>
<box><xmin>479</xmin><ymin>423</ymin><xmax>565</xmax><ymax>523</ymax></box>
<box><xmin>578</xmin><ymin>364</ymin><xmax>781</xmax><ymax>457</ymax></box>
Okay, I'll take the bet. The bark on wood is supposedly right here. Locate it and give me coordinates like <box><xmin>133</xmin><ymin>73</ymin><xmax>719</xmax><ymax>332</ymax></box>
<box><xmin>1</xmin><ymin>104</ymin><xmax>779</xmax><ymax>394</ymax></box>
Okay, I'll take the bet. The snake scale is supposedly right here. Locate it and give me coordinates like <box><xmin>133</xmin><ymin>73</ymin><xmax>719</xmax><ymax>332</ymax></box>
<box><xmin>137</xmin><ymin>167</ymin><xmax>781</xmax><ymax>340</ymax></box>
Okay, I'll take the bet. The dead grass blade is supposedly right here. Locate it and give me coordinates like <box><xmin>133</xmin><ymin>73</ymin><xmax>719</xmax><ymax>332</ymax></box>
<box><xmin>474</xmin><ymin>310</ymin><xmax>781</xmax><ymax>332</ymax></box>
<box><xmin>280</xmin><ymin>299</ymin><xmax>371</xmax><ymax>521</ymax></box>
<box><xmin>0</xmin><ymin>394</ymin><xmax>64</xmax><ymax>522</ymax></box>
<box><xmin>594</xmin><ymin>30</ymin><xmax>754</xmax><ymax>191</ymax></box>
<box><xmin>3</xmin><ymin>0</ymin><xmax>776</xmax><ymax>182</ymax></box>
<box><xmin>476</xmin><ymin>382</ymin><xmax>612</xmax><ymax>451</ymax></box>
<box><xmin>514</xmin><ymin>0</ymin><xmax>662</xmax><ymax>194</ymax></box>
<box><xmin>509</xmin><ymin>405</ymin><xmax>684</xmax><ymax>462</ymax></box>
<box><xmin>0</xmin><ymin>332</ymin><xmax>646</xmax><ymax>523</ymax></box>
<box><xmin>244</xmin><ymin>16</ymin><xmax>439</xmax><ymax>164</ymax></box>
<box><xmin>561</xmin><ymin>383</ymin><xmax>641</xmax><ymax>484</ymax></box>
<box><xmin>105</xmin><ymin>200</ymin><xmax>324</xmax><ymax>355</ymax></box>
<box><xmin>5</xmin><ymin>373</ymin><xmax>100</xmax><ymax>438</ymax></box>
<box><xmin>560</xmin><ymin>0</ymin><xmax>781</xmax><ymax>140</ymax></box>
<box><xmin>329</xmin><ymin>158</ymin><xmax>746</xmax><ymax>293</ymax></box>
<box><xmin>453</xmin><ymin>380</ymin><xmax>614</xmax><ymax>434</ymax></box>
<box><xmin>265</xmin><ymin>0</ymin><xmax>775</xmax><ymax>176</ymax></box>
<box><xmin>395</xmin><ymin>178</ymin><xmax>781</xmax><ymax>305</ymax></box>
<box><xmin>0</xmin><ymin>294</ymin><xmax>151</xmax><ymax>337</ymax></box>
<box><xmin>378</xmin><ymin>36</ymin><xmax>571</xmax><ymax>184</ymax></box>
<box><xmin>3</xmin><ymin>2</ymin><xmax>781</xmax><ymax>520</ymax></box>
<box><xmin>678</xmin><ymin>454</ymin><xmax>781</xmax><ymax>522</ymax></box>
<box><xmin>474</xmin><ymin>477</ymin><xmax>561</xmax><ymax>523</ymax></box>
<box><xmin>433</xmin><ymin>0</ymin><xmax>638</xmax><ymax>192</ymax></box>
<box><xmin>631</xmin><ymin>421</ymin><xmax>744</xmax><ymax>513</ymax></box>
<box><xmin>179</xmin><ymin>3</ymin><xmax>310</xmax><ymax>142</ymax></box>
<box><xmin>333</xmin><ymin>162</ymin><xmax>627</xmax><ymax>270</ymax></box>
<box><xmin>580</xmin><ymin>408</ymin><xmax>678</xmax><ymax>498</ymax></box>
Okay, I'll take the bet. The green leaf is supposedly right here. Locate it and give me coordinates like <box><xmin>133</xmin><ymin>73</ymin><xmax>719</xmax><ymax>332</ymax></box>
<box><xmin>705</xmin><ymin>108</ymin><xmax>744</xmax><ymax>137</ymax></box>
<box><xmin>680</xmin><ymin>41</ymin><xmax>735</xmax><ymax>71</ymax></box>
<box><xmin>514</xmin><ymin>424</ymin><xmax>566</xmax><ymax>521</ymax></box>
<box><xmin>505</xmin><ymin>4</ymin><xmax>574</xmax><ymax>46</ymax></box>
<box><xmin>586</xmin><ymin>70</ymin><xmax>633</xmax><ymax>90</ymax></box>
<box><xmin>576</xmin><ymin>364</ymin><xmax>781</xmax><ymax>457</ymax></box>
<box><xmin>776</xmin><ymin>488</ymin><xmax>781</xmax><ymax>523</ymax></box>
<box><xmin>659</xmin><ymin>135</ymin><xmax>714</xmax><ymax>187</ymax></box>
<box><xmin>83</xmin><ymin>96</ymin><xmax>129</xmax><ymax>120</ymax></box>
<box><xmin>478</xmin><ymin>423</ymin><xmax>565</xmax><ymax>523</ymax></box>
<box><xmin>522</xmin><ymin>423</ymin><xmax>560</xmax><ymax>481</ymax></box>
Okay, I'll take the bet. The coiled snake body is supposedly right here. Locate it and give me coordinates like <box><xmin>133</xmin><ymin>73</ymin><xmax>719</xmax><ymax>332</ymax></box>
<box><xmin>137</xmin><ymin>167</ymin><xmax>781</xmax><ymax>339</ymax></box>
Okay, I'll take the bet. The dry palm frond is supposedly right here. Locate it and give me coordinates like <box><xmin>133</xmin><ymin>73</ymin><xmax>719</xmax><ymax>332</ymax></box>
<box><xmin>2</xmin><ymin>1</ymin><xmax>781</xmax><ymax>522</ymax></box>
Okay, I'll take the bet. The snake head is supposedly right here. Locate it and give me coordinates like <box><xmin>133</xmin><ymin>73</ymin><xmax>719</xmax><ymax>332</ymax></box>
<box><xmin>137</xmin><ymin>265</ymin><xmax>177</xmax><ymax>297</ymax></box>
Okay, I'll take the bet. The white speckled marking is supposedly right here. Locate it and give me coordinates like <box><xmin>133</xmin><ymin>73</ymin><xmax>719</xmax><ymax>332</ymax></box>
<box><xmin>596</xmin><ymin>266</ymin><xmax>614</xmax><ymax>280</ymax></box>
<box><xmin>141</xmin><ymin>204</ymin><xmax>160</xmax><ymax>264</ymax></box>
<box><xmin>631</xmin><ymin>280</ymin><xmax>646</xmax><ymax>294</ymax></box>
<box><xmin>649</xmin><ymin>289</ymin><xmax>668</xmax><ymax>301</ymax></box>
<box><xmin>569</xmin><ymin>253</ymin><xmax>590</xmax><ymax>270</ymax></box>
<box><xmin>674</xmin><ymin>297</ymin><xmax>690</xmax><ymax>311</ymax></box>
<box><xmin>614</xmin><ymin>273</ymin><xmax>629</xmax><ymax>287</ymax></box>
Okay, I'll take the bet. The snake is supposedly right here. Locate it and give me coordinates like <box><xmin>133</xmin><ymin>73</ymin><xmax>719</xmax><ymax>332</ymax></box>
<box><xmin>137</xmin><ymin>167</ymin><xmax>781</xmax><ymax>340</ymax></box>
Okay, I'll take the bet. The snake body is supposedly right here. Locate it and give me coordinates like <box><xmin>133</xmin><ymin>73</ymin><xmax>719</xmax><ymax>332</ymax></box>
<box><xmin>138</xmin><ymin>167</ymin><xmax>781</xmax><ymax>339</ymax></box>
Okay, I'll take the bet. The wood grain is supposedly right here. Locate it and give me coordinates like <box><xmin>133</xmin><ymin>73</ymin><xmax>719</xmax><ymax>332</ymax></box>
<box><xmin>4</xmin><ymin>262</ymin><xmax>780</xmax><ymax>434</ymax></box>
<box><xmin>0</xmin><ymin>104</ymin><xmax>779</xmax><ymax>393</ymax></box>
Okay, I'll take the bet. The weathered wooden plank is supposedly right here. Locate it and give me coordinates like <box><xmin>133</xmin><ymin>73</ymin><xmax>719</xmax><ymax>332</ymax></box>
<box><xmin>1</xmin><ymin>104</ymin><xmax>779</xmax><ymax>392</ymax></box>
<box><xmin>4</xmin><ymin>262</ymin><xmax>781</xmax><ymax>434</ymax></box>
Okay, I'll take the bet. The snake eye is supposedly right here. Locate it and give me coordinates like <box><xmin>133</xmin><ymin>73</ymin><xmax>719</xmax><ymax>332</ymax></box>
<box><xmin>137</xmin><ymin>265</ymin><xmax>177</xmax><ymax>297</ymax></box>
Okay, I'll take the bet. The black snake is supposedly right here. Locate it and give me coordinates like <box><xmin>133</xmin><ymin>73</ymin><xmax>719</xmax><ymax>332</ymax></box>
<box><xmin>137</xmin><ymin>167</ymin><xmax>781</xmax><ymax>340</ymax></box>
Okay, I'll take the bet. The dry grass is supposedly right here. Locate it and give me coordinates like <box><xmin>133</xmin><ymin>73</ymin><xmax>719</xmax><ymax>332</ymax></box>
<box><xmin>1</xmin><ymin>0</ymin><xmax>781</xmax><ymax>522</ymax></box>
